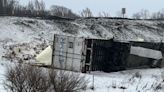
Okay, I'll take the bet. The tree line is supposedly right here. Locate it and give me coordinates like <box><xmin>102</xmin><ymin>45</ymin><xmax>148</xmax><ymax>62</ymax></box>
<box><xmin>132</xmin><ymin>9</ymin><xmax>164</xmax><ymax>19</ymax></box>
<box><xmin>0</xmin><ymin>0</ymin><xmax>78</xmax><ymax>18</ymax></box>
<box><xmin>80</xmin><ymin>8</ymin><xmax>164</xmax><ymax>19</ymax></box>
<box><xmin>1</xmin><ymin>0</ymin><xmax>164</xmax><ymax>19</ymax></box>
<box><xmin>0</xmin><ymin>0</ymin><xmax>46</xmax><ymax>17</ymax></box>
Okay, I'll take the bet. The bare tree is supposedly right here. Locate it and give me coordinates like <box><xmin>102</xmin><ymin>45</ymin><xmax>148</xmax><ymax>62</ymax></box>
<box><xmin>0</xmin><ymin>0</ymin><xmax>47</xmax><ymax>17</ymax></box>
<box><xmin>103</xmin><ymin>12</ymin><xmax>110</xmax><ymax>17</ymax></box>
<box><xmin>27</xmin><ymin>0</ymin><xmax>35</xmax><ymax>16</ymax></box>
<box><xmin>0</xmin><ymin>0</ymin><xmax>8</xmax><ymax>15</ymax></box>
<box><xmin>151</xmin><ymin>12</ymin><xmax>159</xmax><ymax>19</ymax></box>
<box><xmin>98</xmin><ymin>11</ymin><xmax>110</xmax><ymax>17</ymax></box>
<box><xmin>34</xmin><ymin>0</ymin><xmax>41</xmax><ymax>15</ymax></box>
<box><xmin>98</xmin><ymin>12</ymin><xmax>103</xmax><ymax>17</ymax></box>
<box><xmin>39</xmin><ymin>0</ymin><xmax>45</xmax><ymax>15</ymax></box>
<box><xmin>25</xmin><ymin>0</ymin><xmax>45</xmax><ymax>17</ymax></box>
<box><xmin>140</xmin><ymin>9</ymin><xmax>150</xmax><ymax>19</ymax></box>
<box><xmin>132</xmin><ymin>13</ymin><xmax>142</xmax><ymax>19</ymax></box>
<box><xmin>132</xmin><ymin>9</ymin><xmax>150</xmax><ymax>19</ymax></box>
<box><xmin>0</xmin><ymin>0</ymin><xmax>3</xmax><ymax>15</ymax></box>
<box><xmin>51</xmin><ymin>5</ymin><xmax>65</xmax><ymax>16</ymax></box>
<box><xmin>151</xmin><ymin>12</ymin><xmax>164</xmax><ymax>19</ymax></box>
<box><xmin>6</xmin><ymin>0</ymin><xmax>18</xmax><ymax>15</ymax></box>
<box><xmin>50</xmin><ymin>5</ymin><xmax>78</xmax><ymax>18</ymax></box>
<box><xmin>161</xmin><ymin>9</ymin><xmax>164</xmax><ymax>18</ymax></box>
<box><xmin>34</xmin><ymin>0</ymin><xmax>40</xmax><ymax>10</ymax></box>
<box><xmin>80</xmin><ymin>8</ymin><xmax>93</xmax><ymax>17</ymax></box>
<box><xmin>116</xmin><ymin>10</ymin><xmax>122</xmax><ymax>17</ymax></box>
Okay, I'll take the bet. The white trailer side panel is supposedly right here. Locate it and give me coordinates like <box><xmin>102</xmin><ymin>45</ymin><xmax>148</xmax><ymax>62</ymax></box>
<box><xmin>52</xmin><ymin>34</ymin><xmax>84</xmax><ymax>72</ymax></box>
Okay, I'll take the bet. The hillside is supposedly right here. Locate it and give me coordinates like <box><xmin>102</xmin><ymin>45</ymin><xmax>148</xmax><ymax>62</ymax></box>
<box><xmin>1</xmin><ymin>17</ymin><xmax>164</xmax><ymax>63</ymax></box>
<box><xmin>1</xmin><ymin>17</ymin><xmax>164</xmax><ymax>92</ymax></box>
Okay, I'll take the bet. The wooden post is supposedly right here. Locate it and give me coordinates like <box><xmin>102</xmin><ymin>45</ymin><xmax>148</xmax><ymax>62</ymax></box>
<box><xmin>92</xmin><ymin>74</ymin><xmax>95</xmax><ymax>90</ymax></box>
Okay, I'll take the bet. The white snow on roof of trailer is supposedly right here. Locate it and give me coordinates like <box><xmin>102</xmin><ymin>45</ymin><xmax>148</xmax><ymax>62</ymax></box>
<box><xmin>130</xmin><ymin>46</ymin><xmax>162</xmax><ymax>59</ymax></box>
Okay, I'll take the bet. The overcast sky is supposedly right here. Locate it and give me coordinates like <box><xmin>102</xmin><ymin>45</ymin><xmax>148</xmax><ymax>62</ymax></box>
<box><xmin>20</xmin><ymin>0</ymin><xmax>164</xmax><ymax>17</ymax></box>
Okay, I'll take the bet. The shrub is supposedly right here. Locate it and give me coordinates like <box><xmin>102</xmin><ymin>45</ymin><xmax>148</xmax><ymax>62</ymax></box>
<box><xmin>49</xmin><ymin>70</ymin><xmax>88</xmax><ymax>92</ymax></box>
<box><xmin>4</xmin><ymin>64</ymin><xmax>88</xmax><ymax>92</ymax></box>
<box><xmin>4</xmin><ymin>64</ymin><xmax>50</xmax><ymax>92</ymax></box>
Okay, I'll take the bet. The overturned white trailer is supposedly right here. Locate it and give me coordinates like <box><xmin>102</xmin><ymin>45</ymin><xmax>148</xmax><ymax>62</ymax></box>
<box><xmin>36</xmin><ymin>34</ymin><xmax>164</xmax><ymax>73</ymax></box>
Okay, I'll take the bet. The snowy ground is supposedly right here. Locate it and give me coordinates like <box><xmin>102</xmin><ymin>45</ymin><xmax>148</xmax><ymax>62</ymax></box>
<box><xmin>86</xmin><ymin>69</ymin><xmax>164</xmax><ymax>92</ymax></box>
<box><xmin>1</xmin><ymin>61</ymin><xmax>164</xmax><ymax>92</ymax></box>
<box><xmin>1</xmin><ymin>17</ymin><xmax>164</xmax><ymax>92</ymax></box>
